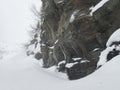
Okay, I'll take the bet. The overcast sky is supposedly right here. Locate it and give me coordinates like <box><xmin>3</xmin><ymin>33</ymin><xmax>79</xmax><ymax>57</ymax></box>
<box><xmin>0</xmin><ymin>0</ymin><xmax>41</xmax><ymax>46</ymax></box>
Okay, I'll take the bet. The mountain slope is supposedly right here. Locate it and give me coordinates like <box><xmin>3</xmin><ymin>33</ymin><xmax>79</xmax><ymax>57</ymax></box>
<box><xmin>0</xmin><ymin>51</ymin><xmax>120</xmax><ymax>90</ymax></box>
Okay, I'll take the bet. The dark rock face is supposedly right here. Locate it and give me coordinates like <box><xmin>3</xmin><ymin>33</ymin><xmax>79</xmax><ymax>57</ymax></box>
<box><xmin>107</xmin><ymin>49</ymin><xmax>120</xmax><ymax>61</ymax></box>
<box><xmin>35</xmin><ymin>52</ymin><xmax>42</xmax><ymax>60</ymax></box>
<box><xmin>66</xmin><ymin>60</ymin><xmax>96</xmax><ymax>80</ymax></box>
<box><xmin>66</xmin><ymin>63</ymin><xmax>84</xmax><ymax>80</ymax></box>
<box><xmin>28</xmin><ymin>0</ymin><xmax>120</xmax><ymax>79</ymax></box>
<box><xmin>93</xmin><ymin>0</ymin><xmax>120</xmax><ymax>35</ymax></box>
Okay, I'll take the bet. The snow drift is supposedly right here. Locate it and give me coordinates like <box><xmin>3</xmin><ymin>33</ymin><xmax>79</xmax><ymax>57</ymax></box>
<box><xmin>0</xmin><ymin>50</ymin><xmax>120</xmax><ymax>90</ymax></box>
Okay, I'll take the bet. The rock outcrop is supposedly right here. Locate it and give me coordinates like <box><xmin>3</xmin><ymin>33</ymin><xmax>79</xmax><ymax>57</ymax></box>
<box><xmin>27</xmin><ymin>0</ymin><xmax>120</xmax><ymax>80</ymax></box>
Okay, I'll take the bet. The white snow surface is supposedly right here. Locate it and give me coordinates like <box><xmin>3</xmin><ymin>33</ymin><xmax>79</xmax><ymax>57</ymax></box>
<box><xmin>106</xmin><ymin>28</ymin><xmax>120</xmax><ymax>47</ymax></box>
<box><xmin>0</xmin><ymin>42</ymin><xmax>22</xmax><ymax>60</ymax></box>
<box><xmin>90</xmin><ymin>0</ymin><xmax>109</xmax><ymax>15</ymax></box>
<box><xmin>0</xmin><ymin>50</ymin><xmax>120</xmax><ymax>90</ymax></box>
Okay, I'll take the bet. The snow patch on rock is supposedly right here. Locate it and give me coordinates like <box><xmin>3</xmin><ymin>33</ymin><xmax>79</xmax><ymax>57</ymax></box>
<box><xmin>97</xmin><ymin>45</ymin><xmax>115</xmax><ymax>67</ymax></box>
<box><xmin>69</xmin><ymin>10</ymin><xmax>79</xmax><ymax>23</ymax></box>
<box><xmin>90</xmin><ymin>0</ymin><xmax>109</xmax><ymax>15</ymax></box>
<box><xmin>65</xmin><ymin>62</ymin><xmax>78</xmax><ymax>68</ymax></box>
<box><xmin>98</xmin><ymin>28</ymin><xmax>120</xmax><ymax>67</ymax></box>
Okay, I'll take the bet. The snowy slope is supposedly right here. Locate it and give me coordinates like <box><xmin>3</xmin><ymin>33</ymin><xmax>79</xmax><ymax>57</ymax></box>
<box><xmin>0</xmin><ymin>50</ymin><xmax>120</xmax><ymax>90</ymax></box>
<box><xmin>0</xmin><ymin>42</ymin><xmax>22</xmax><ymax>60</ymax></box>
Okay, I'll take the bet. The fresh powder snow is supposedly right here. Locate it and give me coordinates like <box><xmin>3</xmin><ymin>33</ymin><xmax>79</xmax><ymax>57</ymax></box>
<box><xmin>0</xmin><ymin>50</ymin><xmax>120</xmax><ymax>90</ymax></box>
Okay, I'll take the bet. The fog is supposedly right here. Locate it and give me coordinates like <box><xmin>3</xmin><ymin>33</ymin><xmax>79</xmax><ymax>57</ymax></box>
<box><xmin>0</xmin><ymin>0</ymin><xmax>41</xmax><ymax>46</ymax></box>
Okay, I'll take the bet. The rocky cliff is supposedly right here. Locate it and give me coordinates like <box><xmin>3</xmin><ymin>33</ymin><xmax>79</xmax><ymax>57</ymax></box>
<box><xmin>27</xmin><ymin>0</ymin><xmax>120</xmax><ymax>80</ymax></box>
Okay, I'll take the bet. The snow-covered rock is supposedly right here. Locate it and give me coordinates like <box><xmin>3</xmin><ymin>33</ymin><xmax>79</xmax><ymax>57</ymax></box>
<box><xmin>98</xmin><ymin>28</ymin><xmax>120</xmax><ymax>67</ymax></box>
<box><xmin>97</xmin><ymin>45</ymin><xmax>116</xmax><ymax>66</ymax></box>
